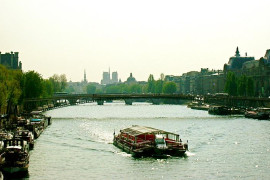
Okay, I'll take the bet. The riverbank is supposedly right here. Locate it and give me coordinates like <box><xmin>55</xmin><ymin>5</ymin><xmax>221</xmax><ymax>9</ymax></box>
<box><xmin>0</xmin><ymin>111</ymin><xmax>51</xmax><ymax>178</ymax></box>
<box><xmin>188</xmin><ymin>101</ymin><xmax>270</xmax><ymax>120</ymax></box>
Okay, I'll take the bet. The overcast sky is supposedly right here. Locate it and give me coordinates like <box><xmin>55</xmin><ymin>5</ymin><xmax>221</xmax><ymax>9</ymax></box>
<box><xmin>0</xmin><ymin>0</ymin><xmax>269</xmax><ymax>82</ymax></box>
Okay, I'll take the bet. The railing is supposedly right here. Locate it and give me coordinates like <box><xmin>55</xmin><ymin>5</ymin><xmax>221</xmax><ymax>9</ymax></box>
<box><xmin>24</xmin><ymin>93</ymin><xmax>195</xmax><ymax>102</ymax></box>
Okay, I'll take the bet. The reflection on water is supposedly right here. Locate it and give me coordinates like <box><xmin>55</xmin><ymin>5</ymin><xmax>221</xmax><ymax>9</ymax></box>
<box><xmin>25</xmin><ymin>102</ymin><xmax>270</xmax><ymax>179</ymax></box>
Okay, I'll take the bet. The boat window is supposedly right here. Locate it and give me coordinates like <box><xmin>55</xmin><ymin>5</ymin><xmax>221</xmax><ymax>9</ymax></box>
<box><xmin>168</xmin><ymin>134</ymin><xmax>176</xmax><ymax>140</ymax></box>
<box><xmin>155</xmin><ymin>138</ymin><xmax>165</xmax><ymax>144</ymax></box>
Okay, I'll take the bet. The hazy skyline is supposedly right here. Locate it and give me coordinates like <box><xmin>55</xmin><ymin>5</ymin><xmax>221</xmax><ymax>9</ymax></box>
<box><xmin>1</xmin><ymin>0</ymin><xmax>269</xmax><ymax>82</ymax></box>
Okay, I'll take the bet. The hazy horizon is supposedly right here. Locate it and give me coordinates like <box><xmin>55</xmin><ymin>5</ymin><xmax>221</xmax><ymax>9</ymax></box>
<box><xmin>1</xmin><ymin>0</ymin><xmax>269</xmax><ymax>82</ymax></box>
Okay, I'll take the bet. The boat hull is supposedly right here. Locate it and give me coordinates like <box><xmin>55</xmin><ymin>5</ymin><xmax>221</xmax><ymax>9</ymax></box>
<box><xmin>2</xmin><ymin>165</ymin><xmax>29</xmax><ymax>174</ymax></box>
<box><xmin>113</xmin><ymin>140</ymin><xmax>151</xmax><ymax>157</ymax></box>
<box><xmin>113</xmin><ymin>139</ymin><xmax>186</xmax><ymax>157</ymax></box>
<box><xmin>245</xmin><ymin>112</ymin><xmax>269</xmax><ymax>120</ymax></box>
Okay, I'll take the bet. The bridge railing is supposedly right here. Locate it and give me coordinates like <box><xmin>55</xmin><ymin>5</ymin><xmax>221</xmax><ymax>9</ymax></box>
<box><xmin>24</xmin><ymin>93</ymin><xmax>195</xmax><ymax>102</ymax></box>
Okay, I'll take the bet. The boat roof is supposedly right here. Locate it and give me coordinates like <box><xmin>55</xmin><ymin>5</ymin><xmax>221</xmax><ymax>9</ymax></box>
<box><xmin>31</xmin><ymin>118</ymin><xmax>42</xmax><ymax>122</ymax></box>
<box><xmin>31</xmin><ymin>111</ymin><xmax>42</xmax><ymax>115</ymax></box>
<box><xmin>7</xmin><ymin>146</ymin><xmax>22</xmax><ymax>150</ymax></box>
<box><xmin>120</xmin><ymin>125</ymin><xmax>178</xmax><ymax>137</ymax></box>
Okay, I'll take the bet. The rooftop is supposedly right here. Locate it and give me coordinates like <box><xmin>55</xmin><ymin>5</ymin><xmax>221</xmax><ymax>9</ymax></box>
<box><xmin>120</xmin><ymin>125</ymin><xmax>178</xmax><ymax>136</ymax></box>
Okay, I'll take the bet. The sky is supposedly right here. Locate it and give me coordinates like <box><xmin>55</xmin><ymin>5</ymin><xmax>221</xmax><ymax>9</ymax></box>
<box><xmin>0</xmin><ymin>0</ymin><xmax>269</xmax><ymax>82</ymax></box>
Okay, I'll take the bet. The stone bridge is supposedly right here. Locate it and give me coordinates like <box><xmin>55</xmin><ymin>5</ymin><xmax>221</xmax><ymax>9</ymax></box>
<box><xmin>23</xmin><ymin>93</ymin><xmax>195</xmax><ymax>111</ymax></box>
<box><xmin>23</xmin><ymin>93</ymin><xmax>270</xmax><ymax>112</ymax></box>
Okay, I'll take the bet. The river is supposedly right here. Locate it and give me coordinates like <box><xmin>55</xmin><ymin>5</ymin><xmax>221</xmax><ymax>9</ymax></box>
<box><xmin>26</xmin><ymin>102</ymin><xmax>270</xmax><ymax>179</ymax></box>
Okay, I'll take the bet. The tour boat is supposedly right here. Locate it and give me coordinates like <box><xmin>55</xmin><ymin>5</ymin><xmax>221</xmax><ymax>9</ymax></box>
<box><xmin>113</xmin><ymin>125</ymin><xmax>188</xmax><ymax>157</ymax></box>
<box><xmin>1</xmin><ymin>139</ymin><xmax>30</xmax><ymax>174</ymax></box>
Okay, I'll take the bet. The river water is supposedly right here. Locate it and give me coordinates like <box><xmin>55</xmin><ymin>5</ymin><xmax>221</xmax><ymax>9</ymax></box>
<box><xmin>27</xmin><ymin>102</ymin><xmax>270</xmax><ymax>179</ymax></box>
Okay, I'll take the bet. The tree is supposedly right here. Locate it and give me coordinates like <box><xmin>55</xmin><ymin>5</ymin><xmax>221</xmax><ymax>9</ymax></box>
<box><xmin>23</xmin><ymin>71</ymin><xmax>43</xmax><ymax>98</ymax></box>
<box><xmin>0</xmin><ymin>83</ymin><xmax>7</xmax><ymax>113</ymax></box>
<box><xmin>155</xmin><ymin>80</ymin><xmax>163</xmax><ymax>93</ymax></box>
<box><xmin>147</xmin><ymin>74</ymin><xmax>155</xmax><ymax>93</ymax></box>
<box><xmin>59</xmin><ymin>74</ymin><xmax>67</xmax><ymax>91</ymax></box>
<box><xmin>0</xmin><ymin>65</ymin><xmax>9</xmax><ymax>113</ymax></box>
<box><xmin>0</xmin><ymin>65</ymin><xmax>23</xmax><ymax>114</ymax></box>
<box><xmin>86</xmin><ymin>84</ymin><xmax>96</xmax><ymax>94</ymax></box>
<box><xmin>95</xmin><ymin>88</ymin><xmax>104</xmax><ymax>94</ymax></box>
<box><xmin>7</xmin><ymin>70</ymin><xmax>23</xmax><ymax>105</ymax></box>
<box><xmin>237</xmin><ymin>75</ymin><xmax>247</xmax><ymax>96</ymax></box>
<box><xmin>48</xmin><ymin>74</ymin><xmax>67</xmax><ymax>93</ymax></box>
<box><xmin>162</xmin><ymin>82</ymin><xmax>176</xmax><ymax>93</ymax></box>
<box><xmin>49</xmin><ymin>74</ymin><xmax>61</xmax><ymax>92</ymax></box>
<box><xmin>246</xmin><ymin>77</ymin><xmax>254</xmax><ymax>97</ymax></box>
<box><xmin>225</xmin><ymin>71</ymin><xmax>238</xmax><ymax>96</ymax></box>
<box><xmin>42</xmin><ymin>79</ymin><xmax>54</xmax><ymax>97</ymax></box>
<box><xmin>105</xmin><ymin>85</ymin><xmax>122</xmax><ymax>93</ymax></box>
<box><xmin>65</xmin><ymin>85</ymin><xmax>75</xmax><ymax>94</ymax></box>
<box><xmin>129</xmin><ymin>84</ymin><xmax>142</xmax><ymax>93</ymax></box>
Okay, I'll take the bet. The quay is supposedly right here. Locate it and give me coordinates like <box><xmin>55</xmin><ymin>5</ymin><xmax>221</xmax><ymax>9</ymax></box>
<box><xmin>0</xmin><ymin>110</ymin><xmax>52</xmax><ymax>178</ymax></box>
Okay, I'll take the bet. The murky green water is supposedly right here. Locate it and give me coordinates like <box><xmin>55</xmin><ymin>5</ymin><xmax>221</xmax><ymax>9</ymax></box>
<box><xmin>27</xmin><ymin>102</ymin><xmax>270</xmax><ymax>179</ymax></box>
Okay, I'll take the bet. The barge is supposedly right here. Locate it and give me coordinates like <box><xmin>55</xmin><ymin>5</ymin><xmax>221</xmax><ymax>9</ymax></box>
<box><xmin>245</xmin><ymin>108</ymin><xmax>270</xmax><ymax>120</ymax></box>
<box><xmin>1</xmin><ymin>139</ymin><xmax>29</xmax><ymax>174</ymax></box>
<box><xmin>113</xmin><ymin>125</ymin><xmax>188</xmax><ymax>157</ymax></box>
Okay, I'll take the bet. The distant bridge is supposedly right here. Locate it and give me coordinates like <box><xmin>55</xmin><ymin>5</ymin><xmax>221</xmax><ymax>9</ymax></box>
<box><xmin>23</xmin><ymin>93</ymin><xmax>270</xmax><ymax>111</ymax></box>
<box><xmin>24</xmin><ymin>93</ymin><xmax>194</xmax><ymax>106</ymax></box>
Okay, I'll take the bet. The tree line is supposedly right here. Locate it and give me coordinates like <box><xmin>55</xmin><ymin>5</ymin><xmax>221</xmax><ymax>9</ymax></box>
<box><xmin>85</xmin><ymin>74</ymin><xmax>177</xmax><ymax>94</ymax></box>
<box><xmin>225</xmin><ymin>71</ymin><xmax>254</xmax><ymax>96</ymax></box>
<box><xmin>0</xmin><ymin>65</ymin><xmax>67</xmax><ymax>114</ymax></box>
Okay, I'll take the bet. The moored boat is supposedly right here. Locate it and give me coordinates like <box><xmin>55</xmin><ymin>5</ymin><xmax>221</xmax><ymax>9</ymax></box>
<box><xmin>28</xmin><ymin>119</ymin><xmax>44</xmax><ymax>139</ymax></box>
<box><xmin>190</xmin><ymin>104</ymin><xmax>209</xmax><ymax>111</ymax></box>
<box><xmin>208</xmin><ymin>106</ymin><xmax>230</xmax><ymax>115</ymax></box>
<box><xmin>14</xmin><ymin>130</ymin><xmax>34</xmax><ymax>150</ymax></box>
<box><xmin>113</xmin><ymin>125</ymin><xmax>188</xmax><ymax>157</ymax></box>
<box><xmin>1</xmin><ymin>139</ymin><xmax>29</xmax><ymax>174</ymax></box>
<box><xmin>245</xmin><ymin>108</ymin><xmax>270</xmax><ymax>120</ymax></box>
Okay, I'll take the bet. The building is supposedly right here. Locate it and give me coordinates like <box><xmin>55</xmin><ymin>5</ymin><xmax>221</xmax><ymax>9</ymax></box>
<box><xmin>264</xmin><ymin>49</ymin><xmax>270</xmax><ymax>60</ymax></box>
<box><xmin>126</xmin><ymin>73</ymin><xmax>136</xmax><ymax>84</ymax></box>
<box><xmin>224</xmin><ymin>47</ymin><xmax>254</xmax><ymax>73</ymax></box>
<box><xmin>222</xmin><ymin>48</ymin><xmax>270</xmax><ymax>97</ymax></box>
<box><xmin>166</xmin><ymin>47</ymin><xmax>270</xmax><ymax>97</ymax></box>
<box><xmin>238</xmin><ymin>49</ymin><xmax>270</xmax><ymax>96</ymax></box>
<box><xmin>101</xmin><ymin>69</ymin><xmax>119</xmax><ymax>85</ymax></box>
<box><xmin>0</xmin><ymin>51</ymin><xmax>22</xmax><ymax>70</ymax></box>
<box><xmin>111</xmin><ymin>71</ymin><xmax>118</xmax><ymax>83</ymax></box>
<box><xmin>178</xmin><ymin>69</ymin><xmax>224</xmax><ymax>95</ymax></box>
<box><xmin>101</xmin><ymin>72</ymin><xmax>110</xmax><ymax>84</ymax></box>
<box><xmin>82</xmin><ymin>69</ymin><xmax>88</xmax><ymax>83</ymax></box>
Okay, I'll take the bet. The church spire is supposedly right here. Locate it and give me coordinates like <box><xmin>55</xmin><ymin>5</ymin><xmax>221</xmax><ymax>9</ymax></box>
<box><xmin>235</xmin><ymin>46</ymin><xmax>240</xmax><ymax>57</ymax></box>
<box><xmin>84</xmin><ymin>69</ymin><xmax>87</xmax><ymax>83</ymax></box>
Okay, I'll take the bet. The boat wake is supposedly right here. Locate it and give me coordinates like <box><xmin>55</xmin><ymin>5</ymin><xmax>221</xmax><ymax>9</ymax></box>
<box><xmin>185</xmin><ymin>151</ymin><xmax>195</xmax><ymax>156</ymax></box>
<box><xmin>115</xmin><ymin>151</ymin><xmax>132</xmax><ymax>157</ymax></box>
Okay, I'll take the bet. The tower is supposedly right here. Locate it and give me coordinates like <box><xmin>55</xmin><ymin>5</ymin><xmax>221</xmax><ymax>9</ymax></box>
<box><xmin>235</xmin><ymin>47</ymin><xmax>240</xmax><ymax>57</ymax></box>
<box><xmin>84</xmin><ymin>69</ymin><xmax>87</xmax><ymax>83</ymax></box>
<box><xmin>112</xmin><ymin>71</ymin><xmax>118</xmax><ymax>83</ymax></box>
